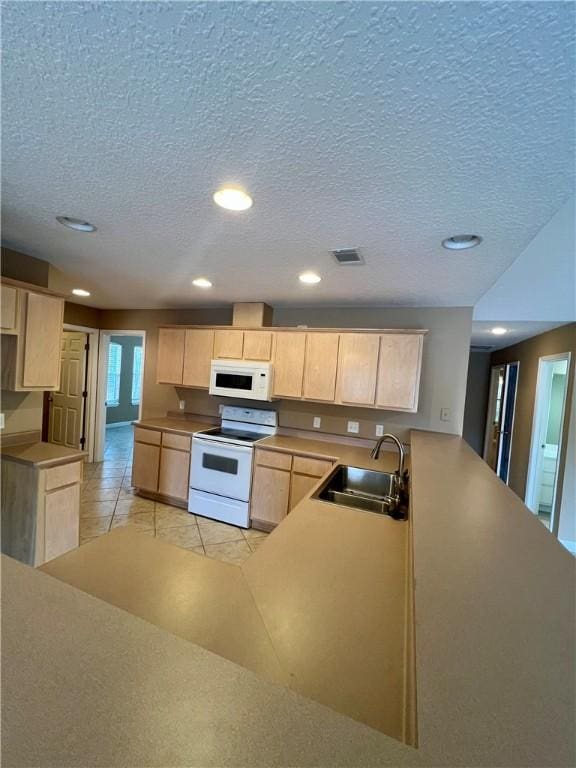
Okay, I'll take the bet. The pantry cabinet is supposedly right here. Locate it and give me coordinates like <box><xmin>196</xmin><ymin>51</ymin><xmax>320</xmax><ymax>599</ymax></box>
<box><xmin>1</xmin><ymin>285</ymin><xmax>64</xmax><ymax>391</ymax></box>
<box><xmin>336</xmin><ymin>333</ymin><xmax>380</xmax><ymax>406</ymax></box>
<box><xmin>272</xmin><ymin>332</ymin><xmax>306</xmax><ymax>398</ymax></box>
<box><xmin>303</xmin><ymin>332</ymin><xmax>339</xmax><ymax>401</ymax></box>
<box><xmin>251</xmin><ymin>448</ymin><xmax>334</xmax><ymax>531</ymax></box>
<box><xmin>132</xmin><ymin>426</ymin><xmax>191</xmax><ymax>506</ymax></box>
<box><xmin>183</xmin><ymin>329</ymin><xmax>214</xmax><ymax>388</ymax></box>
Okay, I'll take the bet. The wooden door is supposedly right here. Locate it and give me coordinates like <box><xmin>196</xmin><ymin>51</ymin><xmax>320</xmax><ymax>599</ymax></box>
<box><xmin>376</xmin><ymin>334</ymin><xmax>423</xmax><ymax>411</ymax></box>
<box><xmin>158</xmin><ymin>446</ymin><xmax>190</xmax><ymax>501</ymax></box>
<box><xmin>22</xmin><ymin>292</ymin><xmax>63</xmax><ymax>388</ymax></box>
<box><xmin>157</xmin><ymin>328</ymin><xmax>185</xmax><ymax>384</ymax></box>
<box><xmin>272</xmin><ymin>332</ymin><xmax>306</xmax><ymax>398</ymax></box>
<box><xmin>48</xmin><ymin>331</ymin><xmax>87</xmax><ymax>449</ymax></box>
<box><xmin>214</xmin><ymin>330</ymin><xmax>244</xmax><ymax>359</ymax></box>
<box><xmin>183</xmin><ymin>329</ymin><xmax>214</xmax><ymax>387</ymax></box>
<box><xmin>243</xmin><ymin>331</ymin><xmax>272</xmax><ymax>361</ymax></box>
<box><xmin>0</xmin><ymin>285</ymin><xmax>18</xmax><ymax>331</ymax></box>
<box><xmin>251</xmin><ymin>464</ymin><xmax>291</xmax><ymax>527</ymax></box>
<box><xmin>303</xmin><ymin>333</ymin><xmax>339</xmax><ymax>401</ymax></box>
<box><xmin>132</xmin><ymin>441</ymin><xmax>160</xmax><ymax>492</ymax></box>
<box><xmin>337</xmin><ymin>333</ymin><xmax>379</xmax><ymax>405</ymax></box>
<box><xmin>44</xmin><ymin>483</ymin><xmax>80</xmax><ymax>562</ymax></box>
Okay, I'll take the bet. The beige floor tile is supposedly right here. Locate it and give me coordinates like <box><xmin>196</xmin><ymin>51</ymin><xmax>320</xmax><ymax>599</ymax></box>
<box><xmin>84</xmin><ymin>478</ymin><xmax>123</xmax><ymax>491</ymax></box>
<box><xmin>247</xmin><ymin>537</ymin><xmax>267</xmax><ymax>552</ymax></box>
<box><xmin>204</xmin><ymin>539</ymin><xmax>253</xmax><ymax>565</ymax></box>
<box><xmin>80</xmin><ymin>501</ymin><xmax>117</xmax><ymax>518</ymax></box>
<box><xmin>114</xmin><ymin>498</ymin><xmax>155</xmax><ymax>516</ymax></box>
<box><xmin>111</xmin><ymin>512</ymin><xmax>154</xmax><ymax>533</ymax></box>
<box><xmin>155</xmin><ymin>505</ymin><xmax>196</xmax><ymax>530</ymax></box>
<box><xmin>242</xmin><ymin>528</ymin><xmax>269</xmax><ymax>541</ymax></box>
<box><xmin>155</xmin><ymin>525</ymin><xmax>202</xmax><ymax>550</ymax></box>
<box><xmin>81</xmin><ymin>488</ymin><xmax>119</xmax><ymax>503</ymax></box>
<box><xmin>197</xmin><ymin>518</ymin><xmax>245</xmax><ymax>546</ymax></box>
<box><xmin>100</xmin><ymin>461</ymin><xmax>129</xmax><ymax>469</ymax></box>
<box><xmin>80</xmin><ymin>517</ymin><xmax>112</xmax><ymax>537</ymax></box>
<box><xmin>92</xmin><ymin>468</ymin><xmax>126</xmax><ymax>478</ymax></box>
<box><xmin>190</xmin><ymin>545</ymin><xmax>206</xmax><ymax>556</ymax></box>
<box><xmin>79</xmin><ymin>536</ymin><xmax>99</xmax><ymax>547</ymax></box>
<box><xmin>117</xmin><ymin>487</ymin><xmax>140</xmax><ymax>500</ymax></box>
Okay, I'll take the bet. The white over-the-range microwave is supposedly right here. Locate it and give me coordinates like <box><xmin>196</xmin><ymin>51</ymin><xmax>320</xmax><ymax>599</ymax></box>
<box><xmin>208</xmin><ymin>359</ymin><xmax>274</xmax><ymax>401</ymax></box>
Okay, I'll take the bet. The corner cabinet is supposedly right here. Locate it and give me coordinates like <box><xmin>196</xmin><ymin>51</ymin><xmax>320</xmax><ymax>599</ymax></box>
<box><xmin>1</xmin><ymin>284</ymin><xmax>64</xmax><ymax>391</ymax></box>
<box><xmin>156</xmin><ymin>324</ymin><xmax>426</xmax><ymax>413</ymax></box>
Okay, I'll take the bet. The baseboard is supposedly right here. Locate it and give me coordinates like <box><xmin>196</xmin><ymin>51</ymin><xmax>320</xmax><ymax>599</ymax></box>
<box><xmin>106</xmin><ymin>421</ymin><xmax>132</xmax><ymax>429</ymax></box>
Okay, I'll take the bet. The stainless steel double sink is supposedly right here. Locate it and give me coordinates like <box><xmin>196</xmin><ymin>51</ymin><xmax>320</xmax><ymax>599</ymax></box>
<box><xmin>313</xmin><ymin>465</ymin><xmax>408</xmax><ymax>519</ymax></box>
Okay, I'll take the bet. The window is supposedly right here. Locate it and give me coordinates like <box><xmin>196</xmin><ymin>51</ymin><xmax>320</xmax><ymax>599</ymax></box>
<box><xmin>106</xmin><ymin>342</ymin><xmax>122</xmax><ymax>407</ymax></box>
<box><xmin>131</xmin><ymin>345</ymin><xmax>143</xmax><ymax>405</ymax></box>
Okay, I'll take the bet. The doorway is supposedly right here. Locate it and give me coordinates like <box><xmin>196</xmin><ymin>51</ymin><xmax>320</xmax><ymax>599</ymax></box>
<box><xmin>94</xmin><ymin>330</ymin><xmax>146</xmax><ymax>462</ymax></box>
<box><xmin>525</xmin><ymin>353</ymin><xmax>571</xmax><ymax>531</ymax></box>
<box><xmin>483</xmin><ymin>361</ymin><xmax>519</xmax><ymax>483</ymax></box>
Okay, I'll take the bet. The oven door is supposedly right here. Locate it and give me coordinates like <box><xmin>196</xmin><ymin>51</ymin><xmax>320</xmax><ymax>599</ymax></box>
<box><xmin>190</xmin><ymin>437</ymin><xmax>253</xmax><ymax>502</ymax></box>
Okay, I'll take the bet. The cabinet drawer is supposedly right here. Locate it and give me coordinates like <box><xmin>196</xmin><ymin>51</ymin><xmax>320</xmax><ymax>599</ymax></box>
<box><xmin>44</xmin><ymin>461</ymin><xmax>82</xmax><ymax>491</ymax></box>
<box><xmin>255</xmin><ymin>449</ymin><xmax>292</xmax><ymax>471</ymax></box>
<box><xmin>134</xmin><ymin>426</ymin><xmax>162</xmax><ymax>445</ymax></box>
<box><xmin>162</xmin><ymin>431</ymin><xmax>191</xmax><ymax>452</ymax></box>
<box><xmin>292</xmin><ymin>455</ymin><xmax>333</xmax><ymax>478</ymax></box>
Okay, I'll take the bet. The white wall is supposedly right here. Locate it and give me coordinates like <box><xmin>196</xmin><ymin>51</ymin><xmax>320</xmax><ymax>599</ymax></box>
<box><xmin>474</xmin><ymin>196</ymin><xmax>576</xmax><ymax>322</ymax></box>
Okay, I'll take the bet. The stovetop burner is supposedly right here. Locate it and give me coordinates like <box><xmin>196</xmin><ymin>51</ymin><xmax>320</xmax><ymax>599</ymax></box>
<box><xmin>201</xmin><ymin>427</ymin><xmax>265</xmax><ymax>444</ymax></box>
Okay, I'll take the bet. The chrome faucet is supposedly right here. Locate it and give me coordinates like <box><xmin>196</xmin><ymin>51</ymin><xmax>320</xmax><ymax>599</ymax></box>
<box><xmin>370</xmin><ymin>433</ymin><xmax>405</xmax><ymax>478</ymax></box>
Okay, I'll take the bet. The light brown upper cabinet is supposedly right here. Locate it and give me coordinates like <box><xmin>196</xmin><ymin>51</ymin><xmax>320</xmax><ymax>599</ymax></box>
<box><xmin>243</xmin><ymin>331</ymin><xmax>272</xmax><ymax>361</ymax></box>
<box><xmin>1</xmin><ymin>285</ymin><xmax>18</xmax><ymax>332</ymax></box>
<box><xmin>273</xmin><ymin>332</ymin><xmax>306</xmax><ymax>398</ymax></box>
<box><xmin>303</xmin><ymin>332</ymin><xmax>339</xmax><ymax>401</ymax></box>
<box><xmin>376</xmin><ymin>333</ymin><xmax>423</xmax><ymax>412</ymax></box>
<box><xmin>336</xmin><ymin>333</ymin><xmax>380</xmax><ymax>406</ymax></box>
<box><xmin>156</xmin><ymin>328</ymin><xmax>185</xmax><ymax>384</ymax></box>
<box><xmin>1</xmin><ymin>289</ymin><xmax>64</xmax><ymax>391</ymax></box>
<box><xmin>214</xmin><ymin>329</ymin><xmax>244</xmax><ymax>359</ymax></box>
<box><xmin>183</xmin><ymin>329</ymin><xmax>214</xmax><ymax>388</ymax></box>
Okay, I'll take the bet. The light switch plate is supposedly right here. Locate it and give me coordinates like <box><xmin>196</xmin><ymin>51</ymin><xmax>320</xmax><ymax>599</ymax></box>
<box><xmin>0</xmin><ymin>413</ymin><xmax>4</xmax><ymax>429</ymax></box>
<box><xmin>440</xmin><ymin>408</ymin><xmax>451</xmax><ymax>422</ymax></box>
<box><xmin>347</xmin><ymin>420</ymin><xmax>359</xmax><ymax>434</ymax></box>
<box><xmin>313</xmin><ymin>416</ymin><xmax>321</xmax><ymax>429</ymax></box>
<box><xmin>375</xmin><ymin>424</ymin><xmax>384</xmax><ymax>437</ymax></box>
<box><xmin>179</xmin><ymin>400</ymin><xmax>186</xmax><ymax>411</ymax></box>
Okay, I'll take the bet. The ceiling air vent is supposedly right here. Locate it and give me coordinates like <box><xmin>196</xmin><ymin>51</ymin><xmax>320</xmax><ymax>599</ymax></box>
<box><xmin>331</xmin><ymin>248</ymin><xmax>364</xmax><ymax>265</ymax></box>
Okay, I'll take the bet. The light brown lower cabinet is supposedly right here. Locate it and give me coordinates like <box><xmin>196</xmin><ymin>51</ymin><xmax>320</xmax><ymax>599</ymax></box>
<box><xmin>251</xmin><ymin>449</ymin><xmax>334</xmax><ymax>531</ymax></box>
<box><xmin>132</xmin><ymin>427</ymin><xmax>191</xmax><ymax>506</ymax></box>
<box><xmin>44</xmin><ymin>483</ymin><xmax>81</xmax><ymax>562</ymax></box>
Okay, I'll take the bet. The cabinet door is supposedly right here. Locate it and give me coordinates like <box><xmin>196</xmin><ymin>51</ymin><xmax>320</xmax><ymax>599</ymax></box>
<box><xmin>22</xmin><ymin>292</ymin><xmax>63</xmax><ymax>388</ymax></box>
<box><xmin>1</xmin><ymin>285</ymin><xmax>18</xmax><ymax>331</ymax></box>
<box><xmin>157</xmin><ymin>328</ymin><xmax>185</xmax><ymax>384</ymax></box>
<box><xmin>214</xmin><ymin>330</ymin><xmax>244</xmax><ymax>359</ymax></box>
<box><xmin>273</xmin><ymin>332</ymin><xmax>306</xmax><ymax>398</ymax></box>
<box><xmin>243</xmin><ymin>331</ymin><xmax>272</xmax><ymax>361</ymax></box>
<box><xmin>337</xmin><ymin>333</ymin><xmax>379</xmax><ymax>405</ymax></box>
<box><xmin>289</xmin><ymin>472</ymin><xmax>322</xmax><ymax>511</ymax></box>
<box><xmin>44</xmin><ymin>483</ymin><xmax>80</xmax><ymax>562</ymax></box>
<box><xmin>250</xmin><ymin>464</ymin><xmax>291</xmax><ymax>526</ymax></box>
<box><xmin>182</xmin><ymin>329</ymin><xmax>214</xmax><ymax>388</ymax></box>
<box><xmin>303</xmin><ymin>333</ymin><xmax>339</xmax><ymax>401</ymax></box>
<box><xmin>132</xmin><ymin>441</ymin><xmax>160</xmax><ymax>492</ymax></box>
<box><xmin>376</xmin><ymin>334</ymin><xmax>423</xmax><ymax>411</ymax></box>
<box><xmin>158</xmin><ymin>447</ymin><xmax>190</xmax><ymax>501</ymax></box>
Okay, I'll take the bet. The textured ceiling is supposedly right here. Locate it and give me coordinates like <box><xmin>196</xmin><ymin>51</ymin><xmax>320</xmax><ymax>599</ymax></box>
<box><xmin>2</xmin><ymin>1</ymin><xmax>574</xmax><ymax>309</ymax></box>
<box><xmin>471</xmin><ymin>321</ymin><xmax>572</xmax><ymax>351</ymax></box>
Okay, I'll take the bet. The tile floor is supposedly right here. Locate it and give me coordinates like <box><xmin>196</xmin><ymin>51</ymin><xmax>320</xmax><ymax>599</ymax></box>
<box><xmin>80</xmin><ymin>425</ymin><xmax>268</xmax><ymax>564</ymax></box>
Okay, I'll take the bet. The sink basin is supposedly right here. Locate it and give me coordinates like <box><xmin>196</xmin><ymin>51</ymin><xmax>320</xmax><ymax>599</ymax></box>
<box><xmin>313</xmin><ymin>465</ymin><xmax>407</xmax><ymax>518</ymax></box>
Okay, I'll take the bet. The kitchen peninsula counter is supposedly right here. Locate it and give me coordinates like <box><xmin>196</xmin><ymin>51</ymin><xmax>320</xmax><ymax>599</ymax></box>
<box><xmin>3</xmin><ymin>431</ymin><xmax>575</xmax><ymax>767</ymax></box>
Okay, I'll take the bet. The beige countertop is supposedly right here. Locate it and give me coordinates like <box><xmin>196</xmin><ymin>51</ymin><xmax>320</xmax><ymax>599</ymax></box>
<box><xmin>4</xmin><ymin>431</ymin><xmax>576</xmax><ymax>766</ymax></box>
<box><xmin>0</xmin><ymin>441</ymin><xmax>85</xmax><ymax>468</ymax></box>
<box><xmin>134</xmin><ymin>416</ymin><xmax>215</xmax><ymax>435</ymax></box>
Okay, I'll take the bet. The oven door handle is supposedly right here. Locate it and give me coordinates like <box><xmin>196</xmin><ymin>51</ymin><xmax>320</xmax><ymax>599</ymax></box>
<box><xmin>192</xmin><ymin>437</ymin><xmax>254</xmax><ymax>454</ymax></box>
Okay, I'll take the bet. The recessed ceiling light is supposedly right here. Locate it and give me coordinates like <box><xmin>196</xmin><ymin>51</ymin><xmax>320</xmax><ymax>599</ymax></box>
<box><xmin>442</xmin><ymin>234</ymin><xmax>482</xmax><ymax>250</ymax></box>
<box><xmin>213</xmin><ymin>186</ymin><xmax>253</xmax><ymax>211</ymax></box>
<box><xmin>491</xmin><ymin>327</ymin><xmax>508</xmax><ymax>336</ymax></box>
<box><xmin>56</xmin><ymin>216</ymin><xmax>97</xmax><ymax>233</ymax></box>
<box><xmin>72</xmin><ymin>288</ymin><xmax>91</xmax><ymax>297</ymax></box>
<box><xmin>299</xmin><ymin>271</ymin><xmax>321</xmax><ymax>285</ymax></box>
<box><xmin>192</xmin><ymin>278</ymin><xmax>213</xmax><ymax>288</ymax></box>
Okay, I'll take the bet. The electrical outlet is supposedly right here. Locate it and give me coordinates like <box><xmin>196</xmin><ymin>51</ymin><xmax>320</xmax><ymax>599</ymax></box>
<box><xmin>0</xmin><ymin>413</ymin><xmax>4</xmax><ymax>430</ymax></box>
<box><xmin>440</xmin><ymin>407</ymin><xmax>451</xmax><ymax>422</ymax></box>
<box><xmin>313</xmin><ymin>416</ymin><xmax>321</xmax><ymax>429</ymax></box>
<box><xmin>347</xmin><ymin>420</ymin><xmax>359</xmax><ymax>434</ymax></box>
<box><xmin>179</xmin><ymin>400</ymin><xmax>186</xmax><ymax>411</ymax></box>
<box><xmin>375</xmin><ymin>424</ymin><xmax>384</xmax><ymax>437</ymax></box>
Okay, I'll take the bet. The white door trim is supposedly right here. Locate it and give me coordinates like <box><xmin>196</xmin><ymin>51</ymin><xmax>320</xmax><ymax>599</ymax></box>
<box><xmin>525</xmin><ymin>351</ymin><xmax>571</xmax><ymax>531</ymax></box>
<box><xmin>63</xmin><ymin>323</ymin><xmax>100</xmax><ymax>463</ymax></box>
<box><xmin>94</xmin><ymin>330</ymin><xmax>146</xmax><ymax>462</ymax></box>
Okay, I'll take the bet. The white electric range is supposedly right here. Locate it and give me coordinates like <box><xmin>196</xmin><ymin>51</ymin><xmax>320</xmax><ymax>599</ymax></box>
<box><xmin>189</xmin><ymin>406</ymin><xmax>278</xmax><ymax>528</ymax></box>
